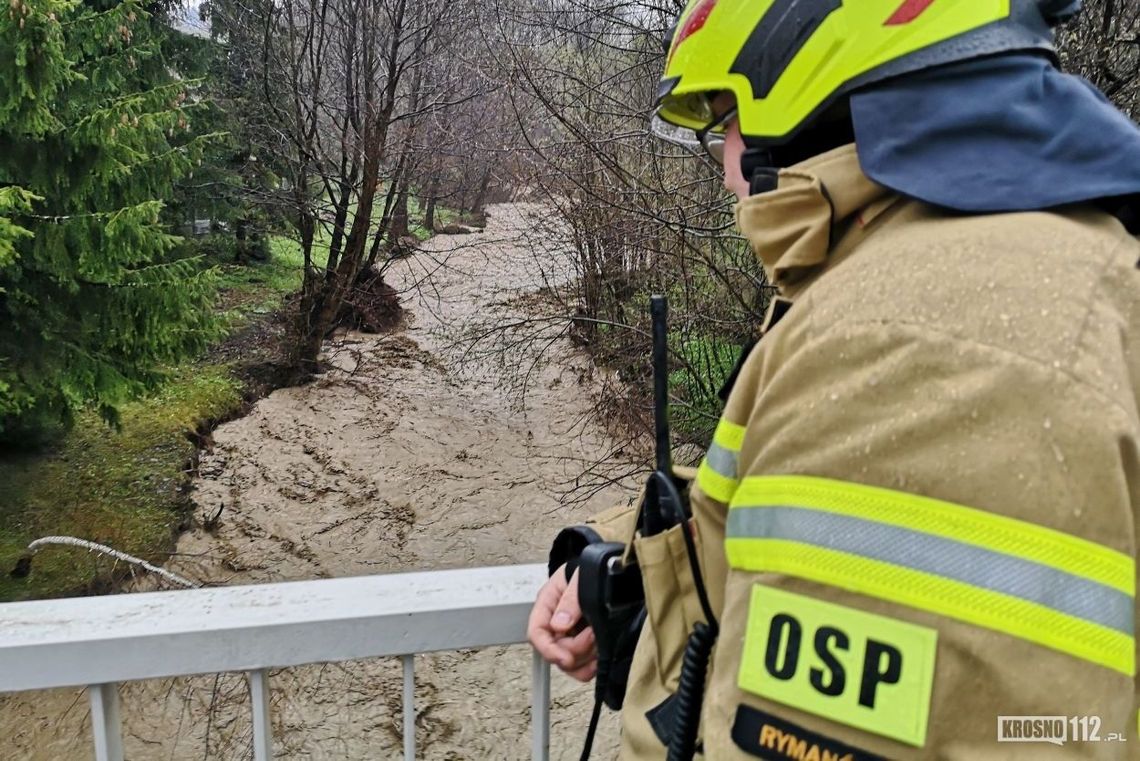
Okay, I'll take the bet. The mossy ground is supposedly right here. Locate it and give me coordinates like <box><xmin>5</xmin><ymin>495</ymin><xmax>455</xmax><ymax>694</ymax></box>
<box><xmin>0</xmin><ymin>239</ymin><xmax>306</xmax><ymax>602</ymax></box>
<box><xmin>0</xmin><ymin>367</ymin><xmax>242</xmax><ymax>601</ymax></box>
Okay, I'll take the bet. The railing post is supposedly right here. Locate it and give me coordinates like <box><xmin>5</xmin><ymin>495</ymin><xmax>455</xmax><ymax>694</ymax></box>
<box><xmin>88</xmin><ymin>682</ymin><xmax>124</xmax><ymax>761</ymax></box>
<box><xmin>531</xmin><ymin>650</ymin><xmax>550</xmax><ymax>761</ymax></box>
<box><xmin>403</xmin><ymin>654</ymin><xmax>415</xmax><ymax>761</ymax></box>
<box><xmin>248</xmin><ymin>669</ymin><xmax>274</xmax><ymax>761</ymax></box>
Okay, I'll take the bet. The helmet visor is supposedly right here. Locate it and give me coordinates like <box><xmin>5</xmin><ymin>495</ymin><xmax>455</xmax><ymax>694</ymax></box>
<box><xmin>654</xmin><ymin>88</ymin><xmax>717</xmax><ymax>131</ymax></box>
<box><xmin>649</xmin><ymin>104</ymin><xmax>735</xmax><ymax>167</ymax></box>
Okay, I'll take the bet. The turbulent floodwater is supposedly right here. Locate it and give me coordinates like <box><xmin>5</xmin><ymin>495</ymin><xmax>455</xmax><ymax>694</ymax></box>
<box><xmin>1</xmin><ymin>203</ymin><xmax>638</xmax><ymax>759</ymax></box>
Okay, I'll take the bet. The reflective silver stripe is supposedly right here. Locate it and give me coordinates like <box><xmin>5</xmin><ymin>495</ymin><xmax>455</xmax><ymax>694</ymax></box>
<box><xmin>704</xmin><ymin>441</ymin><xmax>738</xmax><ymax>481</ymax></box>
<box><xmin>727</xmin><ymin>506</ymin><xmax>1134</xmax><ymax>635</ymax></box>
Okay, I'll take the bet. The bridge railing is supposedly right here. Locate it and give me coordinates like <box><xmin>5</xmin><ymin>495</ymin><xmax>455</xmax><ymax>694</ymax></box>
<box><xmin>0</xmin><ymin>563</ymin><xmax>552</xmax><ymax>761</ymax></box>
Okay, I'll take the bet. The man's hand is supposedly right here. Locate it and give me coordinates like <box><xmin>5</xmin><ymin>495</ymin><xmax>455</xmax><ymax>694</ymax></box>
<box><xmin>527</xmin><ymin>564</ymin><xmax>598</xmax><ymax>682</ymax></box>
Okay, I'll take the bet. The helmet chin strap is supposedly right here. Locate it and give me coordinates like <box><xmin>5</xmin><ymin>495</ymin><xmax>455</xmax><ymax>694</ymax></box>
<box><xmin>741</xmin><ymin>147</ymin><xmax>778</xmax><ymax>196</ymax></box>
<box><xmin>737</xmin><ymin>102</ymin><xmax>856</xmax><ymax>194</ymax></box>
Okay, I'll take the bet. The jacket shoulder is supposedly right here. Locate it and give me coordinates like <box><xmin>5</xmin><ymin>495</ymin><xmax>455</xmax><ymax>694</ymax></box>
<box><xmin>797</xmin><ymin>204</ymin><xmax>1139</xmax><ymax>403</ymax></box>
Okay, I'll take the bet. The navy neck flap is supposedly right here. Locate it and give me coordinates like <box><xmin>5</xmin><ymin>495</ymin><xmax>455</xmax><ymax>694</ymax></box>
<box><xmin>851</xmin><ymin>53</ymin><xmax>1140</xmax><ymax>224</ymax></box>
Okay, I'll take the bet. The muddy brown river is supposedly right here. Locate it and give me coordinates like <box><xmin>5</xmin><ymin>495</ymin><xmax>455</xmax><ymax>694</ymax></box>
<box><xmin>1</xmin><ymin>203</ymin><xmax>638</xmax><ymax>759</ymax></box>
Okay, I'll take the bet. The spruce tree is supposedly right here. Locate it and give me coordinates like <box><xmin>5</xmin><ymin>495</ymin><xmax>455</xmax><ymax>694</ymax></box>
<box><xmin>0</xmin><ymin>0</ymin><xmax>215</xmax><ymax>440</ymax></box>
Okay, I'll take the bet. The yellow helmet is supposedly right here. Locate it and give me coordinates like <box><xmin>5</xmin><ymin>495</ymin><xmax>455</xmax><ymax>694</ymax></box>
<box><xmin>656</xmin><ymin>0</ymin><xmax>1078</xmax><ymax>154</ymax></box>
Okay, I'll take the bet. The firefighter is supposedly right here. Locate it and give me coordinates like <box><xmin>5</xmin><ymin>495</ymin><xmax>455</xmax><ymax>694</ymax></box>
<box><xmin>529</xmin><ymin>1</ymin><xmax>1140</xmax><ymax>758</ymax></box>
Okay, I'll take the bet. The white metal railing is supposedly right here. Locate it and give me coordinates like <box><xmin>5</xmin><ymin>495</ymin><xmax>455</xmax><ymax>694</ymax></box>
<box><xmin>0</xmin><ymin>563</ymin><xmax>552</xmax><ymax>760</ymax></box>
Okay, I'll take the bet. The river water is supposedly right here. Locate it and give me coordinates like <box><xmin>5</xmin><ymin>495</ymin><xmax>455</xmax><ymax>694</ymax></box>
<box><xmin>1</xmin><ymin>203</ymin><xmax>637</xmax><ymax>759</ymax></box>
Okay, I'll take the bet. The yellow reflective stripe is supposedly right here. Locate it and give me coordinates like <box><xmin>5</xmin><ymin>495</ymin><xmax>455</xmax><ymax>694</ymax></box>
<box><xmin>712</xmin><ymin>418</ymin><xmax>746</xmax><ymax>451</ymax></box>
<box><xmin>729</xmin><ymin>505</ymin><xmax>1132</xmax><ymax>635</ymax></box>
<box><xmin>730</xmin><ymin>475</ymin><xmax>1133</xmax><ymax>596</ymax></box>
<box><xmin>725</xmin><ymin>538</ymin><xmax>1134</xmax><ymax>676</ymax></box>
<box><xmin>697</xmin><ymin>459</ymin><xmax>738</xmax><ymax>503</ymax></box>
<box><xmin>696</xmin><ymin>417</ymin><xmax>747</xmax><ymax>503</ymax></box>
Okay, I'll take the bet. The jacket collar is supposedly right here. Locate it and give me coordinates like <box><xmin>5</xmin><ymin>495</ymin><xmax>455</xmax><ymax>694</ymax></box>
<box><xmin>734</xmin><ymin>144</ymin><xmax>893</xmax><ymax>292</ymax></box>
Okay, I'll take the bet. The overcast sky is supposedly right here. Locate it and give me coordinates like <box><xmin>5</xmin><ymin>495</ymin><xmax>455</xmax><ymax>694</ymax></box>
<box><xmin>173</xmin><ymin>0</ymin><xmax>209</xmax><ymax>38</ymax></box>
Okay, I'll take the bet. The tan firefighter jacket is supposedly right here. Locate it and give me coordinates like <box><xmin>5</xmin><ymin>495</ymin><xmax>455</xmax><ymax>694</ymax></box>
<box><xmin>560</xmin><ymin>144</ymin><xmax>1140</xmax><ymax>760</ymax></box>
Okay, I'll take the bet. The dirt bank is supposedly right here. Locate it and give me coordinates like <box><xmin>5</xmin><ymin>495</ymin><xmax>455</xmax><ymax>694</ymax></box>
<box><xmin>1</xmin><ymin>203</ymin><xmax>639</xmax><ymax>759</ymax></box>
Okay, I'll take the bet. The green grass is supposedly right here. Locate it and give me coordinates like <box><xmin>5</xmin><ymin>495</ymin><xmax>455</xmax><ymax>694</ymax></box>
<box><xmin>432</xmin><ymin>206</ymin><xmax>460</xmax><ymax>230</ymax></box>
<box><xmin>668</xmin><ymin>333</ymin><xmax>738</xmax><ymax>442</ymax></box>
<box><xmin>407</xmin><ymin>196</ymin><xmax>463</xmax><ymax>241</ymax></box>
<box><xmin>212</xmin><ymin>235</ymin><xmax>318</xmax><ymax>316</ymax></box>
<box><xmin>0</xmin><ymin>365</ymin><xmax>242</xmax><ymax>601</ymax></box>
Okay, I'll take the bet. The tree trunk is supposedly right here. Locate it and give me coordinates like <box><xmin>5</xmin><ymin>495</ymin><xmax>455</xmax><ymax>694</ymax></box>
<box><xmin>469</xmin><ymin>167</ymin><xmax>491</xmax><ymax>215</ymax></box>
<box><xmin>234</xmin><ymin>216</ymin><xmax>248</xmax><ymax>262</ymax></box>
<box><xmin>423</xmin><ymin>174</ymin><xmax>439</xmax><ymax>231</ymax></box>
<box><xmin>390</xmin><ymin>172</ymin><xmax>411</xmax><ymax>240</ymax></box>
